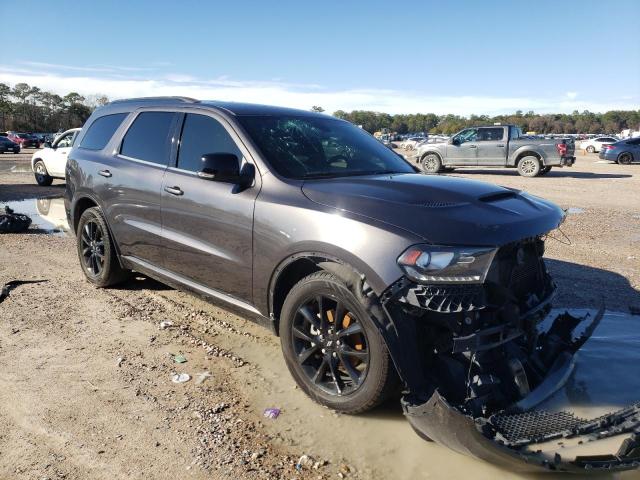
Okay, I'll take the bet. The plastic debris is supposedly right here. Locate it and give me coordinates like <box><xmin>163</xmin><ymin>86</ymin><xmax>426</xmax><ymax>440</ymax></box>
<box><xmin>159</xmin><ymin>321</ymin><xmax>174</xmax><ymax>329</ymax></box>
<box><xmin>0</xmin><ymin>206</ymin><xmax>32</xmax><ymax>233</ymax></box>
<box><xmin>295</xmin><ymin>454</ymin><xmax>314</xmax><ymax>471</ymax></box>
<box><xmin>195</xmin><ymin>371</ymin><xmax>212</xmax><ymax>384</ymax></box>
<box><xmin>116</xmin><ymin>356</ymin><xmax>124</xmax><ymax>367</ymax></box>
<box><xmin>171</xmin><ymin>373</ymin><xmax>191</xmax><ymax>383</ymax></box>
<box><xmin>263</xmin><ymin>407</ymin><xmax>281</xmax><ymax>419</ymax></box>
<box><xmin>566</xmin><ymin>207</ymin><xmax>584</xmax><ymax>215</ymax></box>
<box><xmin>0</xmin><ymin>279</ymin><xmax>47</xmax><ymax>304</ymax></box>
<box><xmin>173</xmin><ymin>354</ymin><xmax>187</xmax><ymax>364</ymax></box>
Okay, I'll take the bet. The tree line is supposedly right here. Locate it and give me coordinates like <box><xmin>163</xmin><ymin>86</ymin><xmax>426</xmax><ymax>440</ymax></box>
<box><xmin>1</xmin><ymin>82</ymin><xmax>638</xmax><ymax>136</ymax></box>
<box><xmin>0</xmin><ymin>82</ymin><xmax>108</xmax><ymax>133</ymax></box>
<box><xmin>333</xmin><ymin>109</ymin><xmax>640</xmax><ymax>135</ymax></box>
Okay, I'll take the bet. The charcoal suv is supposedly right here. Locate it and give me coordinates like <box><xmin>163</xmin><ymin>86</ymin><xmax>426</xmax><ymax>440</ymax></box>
<box><xmin>65</xmin><ymin>97</ymin><xmax>640</xmax><ymax>473</ymax></box>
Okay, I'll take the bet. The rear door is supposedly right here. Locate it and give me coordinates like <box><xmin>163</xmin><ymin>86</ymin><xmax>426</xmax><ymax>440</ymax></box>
<box><xmin>99</xmin><ymin>110</ymin><xmax>179</xmax><ymax>266</ymax></box>
<box><xmin>445</xmin><ymin>128</ymin><xmax>478</xmax><ymax>165</ymax></box>
<box><xmin>476</xmin><ymin>127</ymin><xmax>507</xmax><ymax>165</ymax></box>
<box><xmin>160</xmin><ymin>112</ymin><xmax>259</xmax><ymax>303</ymax></box>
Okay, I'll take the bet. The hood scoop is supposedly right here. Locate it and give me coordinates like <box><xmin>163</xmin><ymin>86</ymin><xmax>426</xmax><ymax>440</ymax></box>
<box><xmin>479</xmin><ymin>191</ymin><xmax>518</xmax><ymax>203</ymax></box>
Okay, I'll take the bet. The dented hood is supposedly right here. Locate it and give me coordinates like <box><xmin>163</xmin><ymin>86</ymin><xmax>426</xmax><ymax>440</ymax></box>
<box><xmin>302</xmin><ymin>174</ymin><xmax>565</xmax><ymax>246</ymax></box>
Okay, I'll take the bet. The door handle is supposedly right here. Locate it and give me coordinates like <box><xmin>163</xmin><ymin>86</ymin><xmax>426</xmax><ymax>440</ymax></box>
<box><xmin>164</xmin><ymin>186</ymin><xmax>183</xmax><ymax>196</ymax></box>
<box><xmin>98</xmin><ymin>169</ymin><xmax>112</xmax><ymax>178</ymax></box>
<box><xmin>469</xmin><ymin>145</ymin><xmax>477</xmax><ymax>148</ymax></box>
<box><xmin>497</xmin><ymin>144</ymin><xmax>505</xmax><ymax>147</ymax></box>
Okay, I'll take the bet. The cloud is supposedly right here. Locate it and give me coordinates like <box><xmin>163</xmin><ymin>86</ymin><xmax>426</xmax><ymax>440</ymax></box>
<box><xmin>0</xmin><ymin>65</ymin><xmax>637</xmax><ymax>115</ymax></box>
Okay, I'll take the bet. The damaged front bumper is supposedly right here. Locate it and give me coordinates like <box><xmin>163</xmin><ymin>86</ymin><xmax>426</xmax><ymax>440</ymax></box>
<box><xmin>401</xmin><ymin>306</ymin><xmax>640</xmax><ymax>472</ymax></box>
<box><xmin>363</xmin><ymin>237</ymin><xmax>640</xmax><ymax>473</ymax></box>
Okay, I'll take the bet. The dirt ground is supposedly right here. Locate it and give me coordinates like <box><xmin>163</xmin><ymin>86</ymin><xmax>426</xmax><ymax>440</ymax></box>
<box><xmin>0</xmin><ymin>148</ymin><xmax>639</xmax><ymax>480</ymax></box>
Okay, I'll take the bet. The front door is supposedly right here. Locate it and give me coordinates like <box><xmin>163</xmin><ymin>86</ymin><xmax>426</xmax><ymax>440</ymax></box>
<box><xmin>445</xmin><ymin>128</ymin><xmax>478</xmax><ymax>166</ymax></box>
<box><xmin>161</xmin><ymin>112</ymin><xmax>259</xmax><ymax>303</ymax></box>
<box><xmin>476</xmin><ymin>127</ymin><xmax>507</xmax><ymax>165</ymax></box>
<box><xmin>47</xmin><ymin>130</ymin><xmax>78</xmax><ymax>176</ymax></box>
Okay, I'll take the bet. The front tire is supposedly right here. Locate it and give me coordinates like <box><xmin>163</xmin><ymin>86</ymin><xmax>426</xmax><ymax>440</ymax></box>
<box><xmin>280</xmin><ymin>271</ymin><xmax>397</xmax><ymax>414</ymax></box>
<box><xmin>420</xmin><ymin>153</ymin><xmax>443</xmax><ymax>174</ymax></box>
<box><xmin>76</xmin><ymin>207</ymin><xmax>129</xmax><ymax>287</ymax></box>
<box><xmin>517</xmin><ymin>156</ymin><xmax>542</xmax><ymax>177</ymax></box>
<box><xmin>586</xmin><ymin>146</ymin><xmax>595</xmax><ymax>153</ymax></box>
<box><xmin>33</xmin><ymin>160</ymin><xmax>53</xmax><ymax>186</ymax></box>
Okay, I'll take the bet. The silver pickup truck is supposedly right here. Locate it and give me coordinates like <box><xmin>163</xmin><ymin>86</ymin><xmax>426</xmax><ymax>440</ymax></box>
<box><xmin>415</xmin><ymin>125</ymin><xmax>576</xmax><ymax>177</ymax></box>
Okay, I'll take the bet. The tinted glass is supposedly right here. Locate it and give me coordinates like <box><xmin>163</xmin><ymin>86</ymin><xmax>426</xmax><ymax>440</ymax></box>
<box><xmin>120</xmin><ymin>112</ymin><xmax>176</xmax><ymax>164</ymax></box>
<box><xmin>177</xmin><ymin>114</ymin><xmax>242</xmax><ymax>172</ymax></box>
<box><xmin>237</xmin><ymin>115</ymin><xmax>414</xmax><ymax>179</ymax></box>
<box><xmin>455</xmin><ymin>128</ymin><xmax>478</xmax><ymax>143</ymax></box>
<box><xmin>626</xmin><ymin>138</ymin><xmax>640</xmax><ymax>145</ymax></box>
<box><xmin>80</xmin><ymin>113</ymin><xmax>127</xmax><ymax>150</ymax></box>
<box><xmin>478</xmin><ymin>127</ymin><xmax>504</xmax><ymax>141</ymax></box>
<box><xmin>56</xmin><ymin>132</ymin><xmax>75</xmax><ymax>148</ymax></box>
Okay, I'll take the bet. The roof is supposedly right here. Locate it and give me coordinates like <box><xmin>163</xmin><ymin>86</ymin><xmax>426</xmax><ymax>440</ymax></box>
<box><xmin>105</xmin><ymin>96</ymin><xmax>326</xmax><ymax>117</ymax></box>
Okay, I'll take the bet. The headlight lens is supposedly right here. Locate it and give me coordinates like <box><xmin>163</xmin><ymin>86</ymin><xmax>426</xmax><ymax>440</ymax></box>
<box><xmin>397</xmin><ymin>245</ymin><xmax>497</xmax><ymax>284</ymax></box>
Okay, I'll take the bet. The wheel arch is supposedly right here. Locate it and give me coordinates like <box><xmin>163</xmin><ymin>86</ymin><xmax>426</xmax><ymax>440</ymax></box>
<box><xmin>268</xmin><ymin>252</ymin><xmax>371</xmax><ymax>336</ymax></box>
<box><xmin>514</xmin><ymin>150</ymin><xmax>543</xmax><ymax>167</ymax></box>
<box><xmin>420</xmin><ymin>150</ymin><xmax>443</xmax><ymax>162</ymax></box>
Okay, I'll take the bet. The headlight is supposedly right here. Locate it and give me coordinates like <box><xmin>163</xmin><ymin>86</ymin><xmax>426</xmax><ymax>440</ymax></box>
<box><xmin>397</xmin><ymin>245</ymin><xmax>497</xmax><ymax>284</ymax></box>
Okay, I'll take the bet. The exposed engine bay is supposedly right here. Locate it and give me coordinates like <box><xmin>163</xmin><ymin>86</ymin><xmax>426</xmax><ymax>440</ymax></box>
<box><xmin>363</xmin><ymin>235</ymin><xmax>640</xmax><ymax>472</ymax></box>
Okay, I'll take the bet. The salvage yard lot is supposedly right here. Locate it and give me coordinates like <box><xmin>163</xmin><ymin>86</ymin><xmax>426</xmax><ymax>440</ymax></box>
<box><xmin>1</xmin><ymin>149</ymin><xmax>639</xmax><ymax>479</ymax></box>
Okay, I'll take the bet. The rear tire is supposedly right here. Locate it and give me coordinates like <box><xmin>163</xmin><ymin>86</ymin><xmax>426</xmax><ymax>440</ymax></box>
<box><xmin>280</xmin><ymin>271</ymin><xmax>398</xmax><ymax>414</ymax></box>
<box><xmin>76</xmin><ymin>207</ymin><xmax>129</xmax><ymax>287</ymax></box>
<box><xmin>34</xmin><ymin>160</ymin><xmax>53</xmax><ymax>186</ymax></box>
<box><xmin>420</xmin><ymin>153</ymin><xmax>443</xmax><ymax>174</ymax></box>
<box><xmin>517</xmin><ymin>156</ymin><xmax>542</xmax><ymax>177</ymax></box>
<box><xmin>618</xmin><ymin>153</ymin><xmax>633</xmax><ymax>165</ymax></box>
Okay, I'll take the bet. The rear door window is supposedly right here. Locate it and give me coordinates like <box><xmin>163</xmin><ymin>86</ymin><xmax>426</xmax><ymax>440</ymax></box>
<box><xmin>176</xmin><ymin>113</ymin><xmax>242</xmax><ymax>172</ymax></box>
<box><xmin>478</xmin><ymin>127</ymin><xmax>504</xmax><ymax>141</ymax></box>
<box><xmin>79</xmin><ymin>113</ymin><xmax>127</xmax><ymax>150</ymax></box>
<box><xmin>120</xmin><ymin>111</ymin><xmax>177</xmax><ymax>165</ymax></box>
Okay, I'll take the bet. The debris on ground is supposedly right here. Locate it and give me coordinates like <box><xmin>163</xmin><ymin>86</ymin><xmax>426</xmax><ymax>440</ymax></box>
<box><xmin>566</xmin><ymin>207</ymin><xmax>585</xmax><ymax>214</ymax></box>
<box><xmin>159</xmin><ymin>320</ymin><xmax>174</xmax><ymax>329</ymax></box>
<box><xmin>295</xmin><ymin>454</ymin><xmax>315</xmax><ymax>471</ymax></box>
<box><xmin>0</xmin><ymin>279</ymin><xmax>47</xmax><ymax>304</ymax></box>
<box><xmin>195</xmin><ymin>371</ymin><xmax>212</xmax><ymax>384</ymax></box>
<box><xmin>116</xmin><ymin>356</ymin><xmax>124</xmax><ymax>367</ymax></box>
<box><xmin>173</xmin><ymin>354</ymin><xmax>187</xmax><ymax>364</ymax></box>
<box><xmin>171</xmin><ymin>373</ymin><xmax>190</xmax><ymax>383</ymax></box>
<box><xmin>263</xmin><ymin>407</ymin><xmax>281</xmax><ymax>419</ymax></box>
<box><xmin>0</xmin><ymin>206</ymin><xmax>32</xmax><ymax>233</ymax></box>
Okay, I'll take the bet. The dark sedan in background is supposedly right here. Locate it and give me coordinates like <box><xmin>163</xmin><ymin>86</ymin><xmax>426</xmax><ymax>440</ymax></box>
<box><xmin>0</xmin><ymin>136</ymin><xmax>21</xmax><ymax>154</ymax></box>
<box><xmin>599</xmin><ymin>137</ymin><xmax>640</xmax><ymax>164</ymax></box>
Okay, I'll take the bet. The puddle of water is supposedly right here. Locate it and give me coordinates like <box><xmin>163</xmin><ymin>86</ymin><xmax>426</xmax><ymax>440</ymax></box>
<box><xmin>539</xmin><ymin>309</ymin><xmax>640</xmax><ymax>417</ymax></box>
<box><xmin>1</xmin><ymin>197</ymin><xmax>70</xmax><ymax>236</ymax></box>
<box><xmin>566</xmin><ymin>207</ymin><xmax>584</xmax><ymax>214</ymax></box>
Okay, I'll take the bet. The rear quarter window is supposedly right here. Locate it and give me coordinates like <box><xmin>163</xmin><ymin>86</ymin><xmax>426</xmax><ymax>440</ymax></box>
<box><xmin>79</xmin><ymin>113</ymin><xmax>128</xmax><ymax>151</ymax></box>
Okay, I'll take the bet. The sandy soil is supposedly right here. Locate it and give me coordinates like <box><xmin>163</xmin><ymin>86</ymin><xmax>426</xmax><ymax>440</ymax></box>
<box><xmin>1</xmin><ymin>149</ymin><xmax>639</xmax><ymax>479</ymax></box>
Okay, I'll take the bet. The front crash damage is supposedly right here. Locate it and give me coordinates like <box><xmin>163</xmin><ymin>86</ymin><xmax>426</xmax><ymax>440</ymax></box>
<box><xmin>359</xmin><ymin>236</ymin><xmax>640</xmax><ymax>473</ymax></box>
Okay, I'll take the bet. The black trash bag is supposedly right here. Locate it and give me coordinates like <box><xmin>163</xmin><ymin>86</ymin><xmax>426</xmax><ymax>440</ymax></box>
<box><xmin>0</xmin><ymin>206</ymin><xmax>32</xmax><ymax>233</ymax></box>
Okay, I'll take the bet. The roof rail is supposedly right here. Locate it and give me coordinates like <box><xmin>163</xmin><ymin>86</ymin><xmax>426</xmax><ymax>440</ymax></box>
<box><xmin>108</xmin><ymin>96</ymin><xmax>200</xmax><ymax>105</ymax></box>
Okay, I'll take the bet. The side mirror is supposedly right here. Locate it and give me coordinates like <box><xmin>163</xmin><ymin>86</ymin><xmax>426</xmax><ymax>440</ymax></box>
<box><xmin>198</xmin><ymin>153</ymin><xmax>253</xmax><ymax>187</ymax></box>
<box><xmin>449</xmin><ymin>138</ymin><xmax>459</xmax><ymax>145</ymax></box>
<box><xmin>44</xmin><ymin>141</ymin><xmax>52</xmax><ymax>148</ymax></box>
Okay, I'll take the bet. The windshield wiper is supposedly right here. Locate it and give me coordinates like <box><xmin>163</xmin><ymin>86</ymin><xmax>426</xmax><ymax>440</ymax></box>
<box><xmin>302</xmin><ymin>170</ymin><xmax>405</xmax><ymax>180</ymax></box>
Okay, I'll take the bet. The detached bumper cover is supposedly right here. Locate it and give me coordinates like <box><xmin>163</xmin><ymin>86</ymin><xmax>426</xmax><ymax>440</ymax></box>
<box><xmin>403</xmin><ymin>392</ymin><xmax>640</xmax><ymax>473</ymax></box>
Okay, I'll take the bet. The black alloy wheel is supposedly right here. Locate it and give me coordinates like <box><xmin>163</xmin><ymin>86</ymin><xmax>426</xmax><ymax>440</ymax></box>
<box><xmin>291</xmin><ymin>294</ymin><xmax>370</xmax><ymax>396</ymax></box>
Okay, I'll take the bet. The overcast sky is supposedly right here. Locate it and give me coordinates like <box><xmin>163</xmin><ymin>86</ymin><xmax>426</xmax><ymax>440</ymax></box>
<box><xmin>1</xmin><ymin>0</ymin><xmax>638</xmax><ymax>115</ymax></box>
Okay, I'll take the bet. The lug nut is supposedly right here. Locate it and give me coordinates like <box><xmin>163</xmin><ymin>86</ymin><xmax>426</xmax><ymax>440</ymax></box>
<box><xmin>332</xmin><ymin>352</ymin><xmax>337</xmax><ymax>358</ymax></box>
<box><xmin>321</xmin><ymin>348</ymin><xmax>326</xmax><ymax>354</ymax></box>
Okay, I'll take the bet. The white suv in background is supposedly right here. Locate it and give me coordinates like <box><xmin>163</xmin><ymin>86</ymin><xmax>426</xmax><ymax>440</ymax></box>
<box><xmin>579</xmin><ymin>136</ymin><xmax>618</xmax><ymax>153</ymax></box>
<box><xmin>31</xmin><ymin>128</ymin><xmax>81</xmax><ymax>185</ymax></box>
